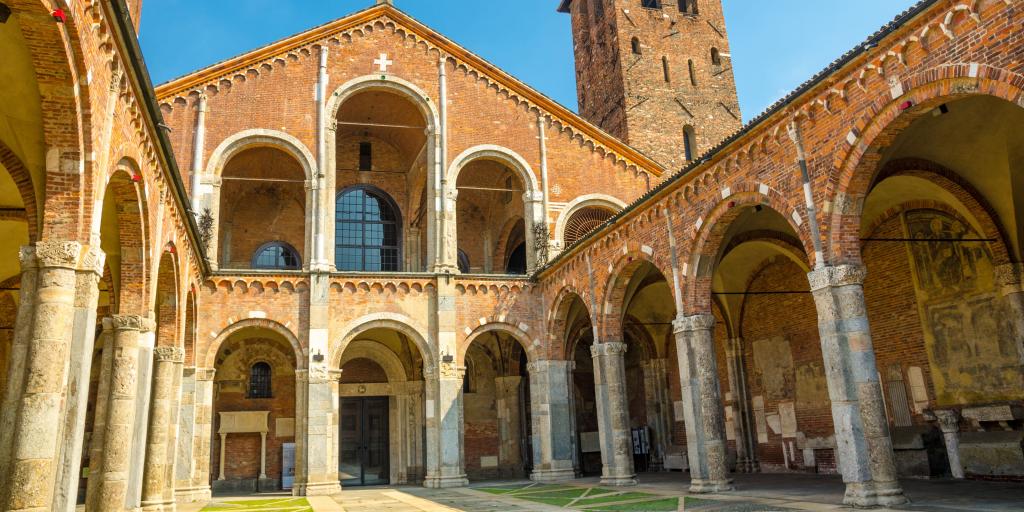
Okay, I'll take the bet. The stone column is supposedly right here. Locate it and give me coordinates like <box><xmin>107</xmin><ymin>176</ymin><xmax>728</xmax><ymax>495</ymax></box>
<box><xmin>54</xmin><ymin>246</ymin><xmax>104</xmax><ymax>512</ymax></box>
<box><xmin>423</xmin><ymin>363</ymin><xmax>469</xmax><ymax>488</ymax></box>
<box><xmin>994</xmin><ymin>264</ymin><xmax>1024</xmax><ymax>365</ymax></box>
<box><xmin>204</xmin><ymin>177</ymin><xmax>223</xmax><ymax>271</ymax></box>
<box><xmin>495</xmin><ymin>375</ymin><xmax>523</xmax><ymax>473</ymax></box>
<box><xmin>93</xmin><ymin>314</ymin><xmax>155</xmax><ymax>511</ymax></box>
<box><xmin>674</xmin><ymin>314</ymin><xmax>732</xmax><ymax>493</ymax></box>
<box><xmin>725</xmin><ymin>337</ymin><xmax>759</xmax><ymax>473</ymax></box>
<box><xmin>523</xmin><ymin>191</ymin><xmax>546</xmax><ymax>272</ymax></box>
<box><xmin>175</xmin><ymin>368</ymin><xmax>214</xmax><ymax>502</ymax></box>
<box><xmin>528</xmin><ymin>360</ymin><xmax>577</xmax><ymax>482</ymax></box>
<box><xmin>141</xmin><ymin>346</ymin><xmax>185</xmax><ymax>510</ymax></box>
<box><xmin>934</xmin><ymin>409</ymin><xmax>964</xmax><ymax>479</ymax></box>
<box><xmin>161</xmin><ymin>352</ymin><xmax>184</xmax><ymax>507</ymax></box>
<box><xmin>591</xmin><ymin>342</ymin><xmax>636</xmax><ymax>486</ymax></box>
<box><xmin>0</xmin><ymin>246</ymin><xmax>39</xmax><ymax>506</ymax></box>
<box><xmin>85</xmin><ymin>323</ymin><xmax>115</xmax><ymax>511</ymax></box>
<box><xmin>1</xmin><ymin>241</ymin><xmax>83</xmax><ymax>511</ymax></box>
<box><xmin>641</xmin><ymin>358</ymin><xmax>672</xmax><ymax>470</ymax></box>
<box><xmin>807</xmin><ymin>265</ymin><xmax>906</xmax><ymax>507</ymax></box>
<box><xmin>435</xmin><ymin>188</ymin><xmax>460</xmax><ymax>273</ymax></box>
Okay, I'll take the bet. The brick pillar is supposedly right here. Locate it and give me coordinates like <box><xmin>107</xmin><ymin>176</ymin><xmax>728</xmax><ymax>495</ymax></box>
<box><xmin>641</xmin><ymin>358</ymin><xmax>672</xmax><ymax>470</ymax></box>
<box><xmin>994</xmin><ymin>264</ymin><xmax>1024</xmax><ymax>365</ymax></box>
<box><xmin>93</xmin><ymin>314</ymin><xmax>155</xmax><ymax>511</ymax></box>
<box><xmin>175</xmin><ymin>368</ymin><xmax>215</xmax><ymax>502</ymax></box>
<box><xmin>527</xmin><ymin>360</ymin><xmax>577</xmax><ymax>482</ymax></box>
<box><xmin>674</xmin><ymin>314</ymin><xmax>732</xmax><ymax>493</ymax></box>
<box><xmin>141</xmin><ymin>347</ymin><xmax>185</xmax><ymax>510</ymax></box>
<box><xmin>0</xmin><ymin>246</ymin><xmax>39</xmax><ymax>505</ymax></box>
<box><xmin>1</xmin><ymin>241</ymin><xmax>84</xmax><ymax>511</ymax></box>
<box><xmin>807</xmin><ymin>264</ymin><xmax>907</xmax><ymax>507</ymax></box>
<box><xmin>591</xmin><ymin>341</ymin><xmax>636</xmax><ymax>486</ymax></box>
<box><xmin>724</xmin><ymin>337</ymin><xmax>759</xmax><ymax>473</ymax></box>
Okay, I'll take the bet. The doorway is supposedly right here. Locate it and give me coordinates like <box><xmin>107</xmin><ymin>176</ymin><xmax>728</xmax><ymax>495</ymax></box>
<box><xmin>339</xmin><ymin>397</ymin><xmax>390</xmax><ymax>486</ymax></box>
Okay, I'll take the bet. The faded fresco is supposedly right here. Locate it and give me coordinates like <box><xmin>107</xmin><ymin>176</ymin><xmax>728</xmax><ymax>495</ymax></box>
<box><xmin>903</xmin><ymin>209</ymin><xmax>1022</xmax><ymax>405</ymax></box>
<box><xmin>752</xmin><ymin>336</ymin><xmax>794</xmax><ymax>400</ymax></box>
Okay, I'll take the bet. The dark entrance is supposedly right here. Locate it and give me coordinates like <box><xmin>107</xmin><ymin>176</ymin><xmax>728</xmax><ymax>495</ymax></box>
<box><xmin>339</xmin><ymin>396</ymin><xmax>389</xmax><ymax>486</ymax></box>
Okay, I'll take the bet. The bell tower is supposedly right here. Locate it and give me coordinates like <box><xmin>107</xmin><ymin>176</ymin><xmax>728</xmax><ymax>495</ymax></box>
<box><xmin>558</xmin><ymin>0</ymin><xmax>742</xmax><ymax>171</ymax></box>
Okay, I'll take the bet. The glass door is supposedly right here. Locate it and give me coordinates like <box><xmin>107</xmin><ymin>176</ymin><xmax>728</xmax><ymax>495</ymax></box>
<box><xmin>339</xmin><ymin>397</ymin><xmax>390</xmax><ymax>486</ymax></box>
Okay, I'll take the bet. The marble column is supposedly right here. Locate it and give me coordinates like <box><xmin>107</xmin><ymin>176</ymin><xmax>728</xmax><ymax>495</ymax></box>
<box><xmin>293</xmin><ymin>368</ymin><xmax>343</xmax><ymax>496</ymax></box>
<box><xmin>641</xmin><ymin>358</ymin><xmax>672</xmax><ymax>471</ymax></box>
<box><xmin>1</xmin><ymin>241</ymin><xmax>84</xmax><ymax>511</ymax></box>
<box><xmin>85</xmin><ymin>322</ymin><xmax>115</xmax><ymax>511</ymax></box>
<box><xmin>141</xmin><ymin>346</ymin><xmax>185</xmax><ymax>510</ymax></box>
<box><xmin>807</xmin><ymin>264</ymin><xmax>906</xmax><ymax>507</ymax></box>
<box><xmin>423</xmin><ymin>363</ymin><xmax>469</xmax><ymax>488</ymax></box>
<box><xmin>94</xmin><ymin>314</ymin><xmax>155</xmax><ymax>511</ymax></box>
<box><xmin>528</xmin><ymin>360</ymin><xmax>577</xmax><ymax>482</ymax></box>
<box><xmin>994</xmin><ymin>263</ymin><xmax>1024</xmax><ymax>365</ymax></box>
<box><xmin>934</xmin><ymin>409</ymin><xmax>964</xmax><ymax>479</ymax></box>
<box><xmin>435</xmin><ymin>188</ymin><xmax>460</xmax><ymax>273</ymax></box>
<box><xmin>0</xmin><ymin>246</ymin><xmax>39</xmax><ymax>506</ymax></box>
<box><xmin>725</xmin><ymin>337</ymin><xmax>759</xmax><ymax>473</ymax></box>
<box><xmin>175</xmin><ymin>368</ymin><xmax>215</xmax><ymax>502</ymax></box>
<box><xmin>674</xmin><ymin>314</ymin><xmax>732</xmax><ymax>493</ymax></box>
<box><xmin>161</xmin><ymin>352</ymin><xmax>184</xmax><ymax>507</ymax></box>
<box><xmin>494</xmin><ymin>376</ymin><xmax>523</xmax><ymax>473</ymax></box>
<box><xmin>591</xmin><ymin>341</ymin><xmax>636</xmax><ymax>486</ymax></box>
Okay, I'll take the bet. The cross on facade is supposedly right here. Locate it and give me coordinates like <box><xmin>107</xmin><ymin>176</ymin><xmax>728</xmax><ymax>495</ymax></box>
<box><xmin>374</xmin><ymin>53</ymin><xmax>394</xmax><ymax>73</ymax></box>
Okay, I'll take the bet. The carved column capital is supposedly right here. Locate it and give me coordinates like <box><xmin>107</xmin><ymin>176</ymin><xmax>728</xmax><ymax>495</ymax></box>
<box><xmin>933</xmin><ymin>409</ymin><xmax>962</xmax><ymax>434</ymax></box>
<box><xmin>195</xmin><ymin>368</ymin><xmax>217</xmax><ymax>381</ymax></box>
<box><xmin>154</xmin><ymin>346</ymin><xmax>186</xmax><ymax>363</ymax></box>
<box><xmin>109</xmin><ymin>314</ymin><xmax>156</xmax><ymax>333</ymax></box>
<box><xmin>807</xmin><ymin>264</ymin><xmax>867</xmax><ymax>292</ymax></box>
<box><xmin>78</xmin><ymin>246</ymin><xmax>107</xmax><ymax>276</ymax></box>
<box><xmin>590</xmin><ymin>341</ymin><xmax>628</xmax><ymax>358</ymax></box>
<box><xmin>526</xmin><ymin>359</ymin><xmax>575</xmax><ymax>375</ymax></box>
<box><xmin>18</xmin><ymin>245</ymin><xmax>39</xmax><ymax>271</ymax></box>
<box><xmin>34</xmin><ymin>240</ymin><xmax>83</xmax><ymax>269</ymax></box>
<box><xmin>673</xmin><ymin>313</ymin><xmax>716</xmax><ymax>334</ymax></box>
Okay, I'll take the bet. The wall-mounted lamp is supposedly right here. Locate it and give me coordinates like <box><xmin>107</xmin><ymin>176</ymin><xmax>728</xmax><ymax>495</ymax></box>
<box><xmin>442</xmin><ymin>354</ymin><xmax>454</xmax><ymax>364</ymax></box>
<box><xmin>312</xmin><ymin>350</ymin><xmax>324</xmax><ymax>363</ymax></box>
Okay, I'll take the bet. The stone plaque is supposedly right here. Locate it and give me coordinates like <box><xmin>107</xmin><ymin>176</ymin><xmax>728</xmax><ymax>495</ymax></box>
<box><xmin>779</xmin><ymin>401</ymin><xmax>798</xmax><ymax>437</ymax></box>
<box><xmin>480</xmin><ymin>456</ymin><xmax>498</xmax><ymax>468</ymax></box>
<box><xmin>219</xmin><ymin>411</ymin><xmax>269</xmax><ymax>434</ymax></box>
<box><xmin>276</xmin><ymin>418</ymin><xmax>295</xmax><ymax>438</ymax></box>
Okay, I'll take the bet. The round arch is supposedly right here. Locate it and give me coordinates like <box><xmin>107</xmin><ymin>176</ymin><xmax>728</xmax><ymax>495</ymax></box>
<box><xmin>332</xmin><ymin>313</ymin><xmax>436</xmax><ymax>370</ymax></box>
<box><xmin>326</xmin><ymin>75</ymin><xmax>440</xmax><ymax>132</ymax></box>
<box><xmin>206</xmin><ymin>129</ymin><xmax>316</xmax><ymax>180</ymax></box>
<box><xmin>461</xmin><ymin>322</ymin><xmax>538</xmax><ymax>365</ymax></box>
<box><xmin>338</xmin><ymin>339</ymin><xmax>408</xmax><ymax>383</ymax></box>
<box><xmin>97</xmin><ymin>161</ymin><xmax>152</xmax><ymax>315</ymax></box>
<box><xmin>598</xmin><ymin>252</ymin><xmax>677</xmax><ymax>344</ymax></box>
<box><xmin>554</xmin><ymin>194</ymin><xmax>626</xmax><ymax>248</ymax></box>
<box><xmin>0</xmin><ymin>140</ymin><xmax>39</xmax><ymax>243</ymax></box>
<box><xmin>204</xmin><ymin>318</ymin><xmax>306</xmax><ymax>370</ymax></box>
<box><xmin>447</xmin><ymin>145</ymin><xmax>541</xmax><ymax>194</ymax></box>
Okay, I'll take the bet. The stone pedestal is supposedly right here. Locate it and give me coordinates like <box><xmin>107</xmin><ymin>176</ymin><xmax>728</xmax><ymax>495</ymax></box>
<box><xmin>175</xmin><ymin>368</ymin><xmax>215</xmax><ymax>502</ymax></box>
<box><xmin>1</xmin><ymin>241</ymin><xmax>85</xmax><ymax>511</ymax></box>
<box><xmin>591</xmin><ymin>342</ymin><xmax>636</xmax><ymax>486</ymax></box>
<box><xmin>423</xmin><ymin>364</ymin><xmax>469</xmax><ymax>488</ymax></box>
<box><xmin>528</xmin><ymin>360</ymin><xmax>577</xmax><ymax>482</ymax></box>
<box><xmin>641</xmin><ymin>359</ymin><xmax>672</xmax><ymax>470</ymax></box>
<box><xmin>808</xmin><ymin>265</ymin><xmax>906</xmax><ymax>507</ymax></box>
<box><xmin>141</xmin><ymin>346</ymin><xmax>185</xmax><ymax>510</ymax></box>
<box><xmin>673</xmin><ymin>314</ymin><xmax>732</xmax><ymax>493</ymax></box>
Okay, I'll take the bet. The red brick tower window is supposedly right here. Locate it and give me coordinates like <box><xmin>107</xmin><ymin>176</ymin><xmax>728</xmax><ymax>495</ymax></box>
<box><xmin>631</xmin><ymin>37</ymin><xmax>642</xmax><ymax>55</ymax></box>
<box><xmin>679</xmin><ymin>0</ymin><xmax>698</xmax><ymax>14</ymax></box>
<box><xmin>641</xmin><ymin>0</ymin><xmax>662</xmax><ymax>9</ymax></box>
<box><xmin>662</xmin><ymin>56</ymin><xmax>671</xmax><ymax>83</ymax></box>
<box><xmin>683</xmin><ymin>126</ymin><xmax>696</xmax><ymax>162</ymax></box>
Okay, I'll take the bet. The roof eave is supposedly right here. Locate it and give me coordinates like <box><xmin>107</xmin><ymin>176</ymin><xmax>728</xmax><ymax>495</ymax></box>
<box><xmin>557</xmin><ymin>1</ymin><xmax>572</xmax><ymax>13</ymax></box>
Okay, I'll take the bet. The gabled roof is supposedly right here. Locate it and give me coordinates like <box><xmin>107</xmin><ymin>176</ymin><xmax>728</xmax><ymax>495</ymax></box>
<box><xmin>155</xmin><ymin>3</ymin><xmax>666</xmax><ymax>176</ymax></box>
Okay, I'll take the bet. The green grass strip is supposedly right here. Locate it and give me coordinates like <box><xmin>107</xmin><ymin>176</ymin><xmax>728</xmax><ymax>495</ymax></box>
<box><xmin>586</xmin><ymin>497</ymin><xmax>679</xmax><ymax>511</ymax></box>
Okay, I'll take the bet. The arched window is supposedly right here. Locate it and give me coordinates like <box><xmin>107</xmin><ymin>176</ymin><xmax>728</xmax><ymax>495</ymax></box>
<box><xmin>564</xmin><ymin>206</ymin><xmax>616</xmax><ymax>246</ymax></box>
<box><xmin>688</xmin><ymin>59</ymin><xmax>698</xmax><ymax>86</ymax></box>
<box><xmin>458</xmin><ymin>249</ymin><xmax>471</xmax><ymax>274</ymax></box>
<box><xmin>662</xmin><ymin>56</ymin><xmax>671</xmax><ymax>83</ymax></box>
<box><xmin>336</xmin><ymin>186</ymin><xmax>401</xmax><ymax>272</ymax></box>
<box><xmin>711</xmin><ymin>48</ymin><xmax>722</xmax><ymax>67</ymax></box>
<box><xmin>506</xmin><ymin>243</ymin><xmax>527</xmax><ymax>275</ymax></box>
<box><xmin>679</xmin><ymin>0</ymin><xmax>698</xmax><ymax>14</ymax></box>
<box><xmin>631</xmin><ymin>37</ymin><xmax>642</xmax><ymax>55</ymax></box>
<box><xmin>252</xmin><ymin>241</ymin><xmax>301</xmax><ymax>270</ymax></box>
<box><xmin>683</xmin><ymin>126</ymin><xmax>697</xmax><ymax>162</ymax></box>
<box><xmin>249</xmin><ymin>362</ymin><xmax>272</xmax><ymax>399</ymax></box>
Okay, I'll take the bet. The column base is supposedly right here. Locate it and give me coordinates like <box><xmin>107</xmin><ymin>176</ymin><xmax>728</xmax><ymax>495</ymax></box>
<box><xmin>141</xmin><ymin>498</ymin><xmax>177</xmax><ymax>511</ymax></box>
<box><xmin>422</xmin><ymin>474</ymin><xmax>469</xmax><ymax>488</ymax></box>
<box><xmin>599</xmin><ymin>474</ymin><xmax>637</xmax><ymax>487</ymax></box>
<box><xmin>174</xmin><ymin>485</ymin><xmax>212</xmax><ymax>503</ymax></box>
<box><xmin>842</xmin><ymin>481</ymin><xmax>908</xmax><ymax>508</ymax></box>
<box><xmin>530</xmin><ymin>468</ymin><xmax>577</xmax><ymax>482</ymax></box>
<box><xmin>294</xmin><ymin>480</ymin><xmax>342</xmax><ymax>496</ymax></box>
<box><xmin>736</xmin><ymin>458</ymin><xmax>760</xmax><ymax>473</ymax></box>
<box><xmin>688</xmin><ymin>478</ymin><xmax>734</xmax><ymax>494</ymax></box>
<box><xmin>873</xmin><ymin>480</ymin><xmax>909</xmax><ymax>507</ymax></box>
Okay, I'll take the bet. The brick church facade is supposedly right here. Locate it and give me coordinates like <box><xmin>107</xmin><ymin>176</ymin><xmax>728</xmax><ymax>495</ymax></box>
<box><xmin>0</xmin><ymin>0</ymin><xmax>1022</xmax><ymax>510</ymax></box>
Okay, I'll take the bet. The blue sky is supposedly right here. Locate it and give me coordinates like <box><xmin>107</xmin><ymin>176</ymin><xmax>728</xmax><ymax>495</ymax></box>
<box><xmin>140</xmin><ymin>0</ymin><xmax>919</xmax><ymax>122</ymax></box>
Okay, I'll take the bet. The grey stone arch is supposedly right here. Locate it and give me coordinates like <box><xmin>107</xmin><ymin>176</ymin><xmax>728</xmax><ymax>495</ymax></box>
<box><xmin>203</xmin><ymin>129</ymin><xmax>316</xmax><ymax>271</ymax></box>
<box><xmin>325</xmin><ymin>76</ymin><xmax>442</xmax><ymax>271</ymax></box>
<box><xmin>332</xmin><ymin>313</ymin><xmax>437</xmax><ymax>485</ymax></box>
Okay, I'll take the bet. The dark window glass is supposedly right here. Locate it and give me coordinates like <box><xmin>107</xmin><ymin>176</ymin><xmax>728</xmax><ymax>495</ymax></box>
<box><xmin>631</xmin><ymin>37</ymin><xmax>642</xmax><ymax>55</ymax></box>
<box><xmin>679</xmin><ymin>0</ymin><xmax>698</xmax><ymax>14</ymax></box>
<box><xmin>359</xmin><ymin>142</ymin><xmax>372</xmax><ymax>171</ymax></box>
<box><xmin>249</xmin><ymin>362</ymin><xmax>272</xmax><ymax>399</ymax></box>
<box><xmin>662</xmin><ymin>56</ymin><xmax>671</xmax><ymax>83</ymax></box>
<box><xmin>458</xmin><ymin>249</ymin><xmax>471</xmax><ymax>274</ymax></box>
<box><xmin>641</xmin><ymin>0</ymin><xmax>661</xmax><ymax>8</ymax></box>
<box><xmin>506</xmin><ymin>242</ymin><xmax>527</xmax><ymax>275</ymax></box>
<box><xmin>689</xmin><ymin>59</ymin><xmax>698</xmax><ymax>86</ymax></box>
<box><xmin>711</xmin><ymin>48</ymin><xmax>722</xmax><ymax>66</ymax></box>
<box><xmin>683</xmin><ymin>126</ymin><xmax>696</xmax><ymax>162</ymax></box>
<box><xmin>252</xmin><ymin>242</ymin><xmax>300</xmax><ymax>270</ymax></box>
<box><xmin>503</xmin><ymin>176</ymin><xmax>514</xmax><ymax>204</ymax></box>
<box><xmin>335</xmin><ymin>187</ymin><xmax>401</xmax><ymax>272</ymax></box>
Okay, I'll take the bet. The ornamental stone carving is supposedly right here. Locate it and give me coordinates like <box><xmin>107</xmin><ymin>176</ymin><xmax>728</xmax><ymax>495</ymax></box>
<box><xmin>933</xmin><ymin>409</ymin><xmax>962</xmax><ymax>434</ymax></box>
<box><xmin>78</xmin><ymin>246</ymin><xmax>106</xmax><ymax>275</ymax></box>
<box><xmin>195</xmin><ymin>368</ymin><xmax>217</xmax><ymax>381</ymax></box>
<box><xmin>439</xmin><ymin>362</ymin><xmax>465</xmax><ymax>379</ymax></box>
<box><xmin>672</xmin><ymin>313</ymin><xmax>716</xmax><ymax>334</ymax></box>
<box><xmin>34</xmin><ymin>240</ymin><xmax>83</xmax><ymax>269</ymax></box>
<box><xmin>18</xmin><ymin>246</ymin><xmax>38</xmax><ymax>270</ymax></box>
<box><xmin>110</xmin><ymin>314</ymin><xmax>157</xmax><ymax>332</ymax></box>
<box><xmin>590</xmin><ymin>341</ymin><xmax>628</xmax><ymax>358</ymax></box>
<box><xmin>154</xmin><ymin>346</ymin><xmax>186</xmax><ymax>363</ymax></box>
<box><xmin>526</xmin><ymin>360</ymin><xmax>574</xmax><ymax>374</ymax></box>
<box><xmin>807</xmin><ymin>264</ymin><xmax>867</xmax><ymax>292</ymax></box>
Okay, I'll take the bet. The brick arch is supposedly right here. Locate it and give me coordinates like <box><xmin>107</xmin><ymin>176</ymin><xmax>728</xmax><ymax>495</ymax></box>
<box><xmin>461</xmin><ymin>322</ymin><xmax>538</xmax><ymax>366</ymax></box>
<box><xmin>448</xmin><ymin>145</ymin><xmax>541</xmax><ymax>194</ymax></box>
<box><xmin>553</xmin><ymin>194</ymin><xmax>627</xmax><ymax>248</ymax></box>
<box><xmin>100</xmin><ymin>162</ymin><xmax>151</xmax><ymax>316</ymax></box>
<box><xmin>338</xmin><ymin>340</ymin><xmax>408</xmax><ymax>383</ymax></box>
<box><xmin>861</xmin><ymin>159</ymin><xmax>1013</xmax><ymax>266</ymax></box>
<box><xmin>332</xmin><ymin>313</ymin><xmax>436</xmax><ymax>370</ymax></box>
<box><xmin>493</xmin><ymin>216</ymin><xmax>525</xmax><ymax>272</ymax></box>
<box><xmin>0</xmin><ymin>140</ymin><xmax>39</xmax><ymax>242</ymax></box>
<box><xmin>684</xmin><ymin>189</ymin><xmax>810</xmax><ymax>314</ymax></box>
<box><xmin>598</xmin><ymin>251</ymin><xmax>676</xmax><ymax>344</ymax></box>
<box><xmin>204</xmin><ymin>318</ymin><xmax>305</xmax><ymax>370</ymax></box>
<box><xmin>547</xmin><ymin>285</ymin><xmax>593</xmax><ymax>361</ymax></box>
<box><xmin>153</xmin><ymin>247</ymin><xmax>180</xmax><ymax>349</ymax></box>
<box><xmin>828</xmin><ymin>68</ymin><xmax>1024</xmax><ymax>264</ymax></box>
<box><xmin>206</xmin><ymin>129</ymin><xmax>316</xmax><ymax>180</ymax></box>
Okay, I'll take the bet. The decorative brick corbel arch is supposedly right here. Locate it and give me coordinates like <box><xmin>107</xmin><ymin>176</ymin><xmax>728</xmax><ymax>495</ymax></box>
<box><xmin>828</xmin><ymin>67</ymin><xmax>1024</xmax><ymax>264</ymax></box>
